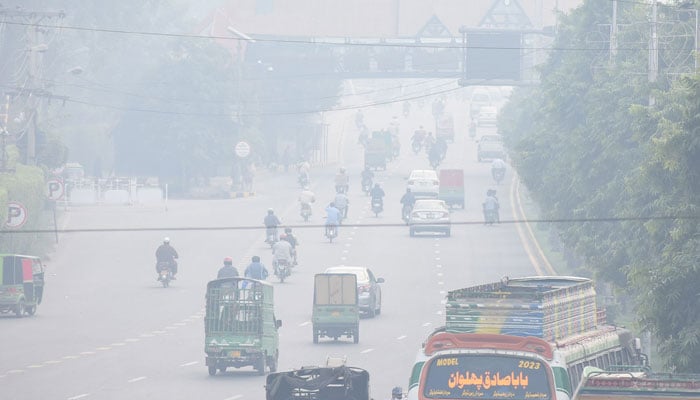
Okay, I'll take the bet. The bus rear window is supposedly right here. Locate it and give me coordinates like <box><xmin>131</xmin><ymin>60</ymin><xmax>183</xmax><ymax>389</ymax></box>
<box><xmin>422</xmin><ymin>354</ymin><xmax>553</xmax><ymax>399</ymax></box>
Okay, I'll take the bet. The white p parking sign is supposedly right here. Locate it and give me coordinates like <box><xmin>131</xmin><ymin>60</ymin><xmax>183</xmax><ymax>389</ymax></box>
<box><xmin>6</xmin><ymin>201</ymin><xmax>27</xmax><ymax>229</ymax></box>
<box><xmin>47</xmin><ymin>179</ymin><xmax>65</xmax><ymax>200</ymax></box>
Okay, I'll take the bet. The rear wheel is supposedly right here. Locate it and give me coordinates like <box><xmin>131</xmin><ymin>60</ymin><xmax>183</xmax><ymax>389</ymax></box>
<box><xmin>162</xmin><ymin>279</ymin><xmax>169</xmax><ymax>288</ymax></box>
<box><xmin>208</xmin><ymin>365</ymin><xmax>217</xmax><ymax>376</ymax></box>
<box><xmin>14</xmin><ymin>299</ymin><xmax>25</xmax><ymax>317</ymax></box>
<box><xmin>218</xmin><ymin>367</ymin><xmax>227</xmax><ymax>373</ymax></box>
<box><xmin>353</xmin><ymin>327</ymin><xmax>360</xmax><ymax>344</ymax></box>
<box><xmin>256</xmin><ymin>354</ymin><xmax>267</xmax><ymax>376</ymax></box>
<box><xmin>268</xmin><ymin>351</ymin><xmax>278</xmax><ymax>373</ymax></box>
<box><xmin>367</xmin><ymin>301</ymin><xmax>376</xmax><ymax>318</ymax></box>
<box><xmin>313</xmin><ymin>328</ymin><xmax>319</xmax><ymax>344</ymax></box>
<box><xmin>26</xmin><ymin>305</ymin><xmax>36</xmax><ymax>316</ymax></box>
<box><xmin>410</xmin><ymin>227</ymin><xmax>415</xmax><ymax>237</ymax></box>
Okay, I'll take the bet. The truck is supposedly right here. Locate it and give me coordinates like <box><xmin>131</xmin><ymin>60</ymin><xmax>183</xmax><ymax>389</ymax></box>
<box><xmin>265</xmin><ymin>360</ymin><xmax>371</xmax><ymax>400</ymax></box>
<box><xmin>312</xmin><ymin>273</ymin><xmax>359</xmax><ymax>344</ymax></box>
<box><xmin>204</xmin><ymin>278</ymin><xmax>282</xmax><ymax>376</ymax></box>
<box><xmin>573</xmin><ymin>366</ymin><xmax>700</xmax><ymax>400</ymax></box>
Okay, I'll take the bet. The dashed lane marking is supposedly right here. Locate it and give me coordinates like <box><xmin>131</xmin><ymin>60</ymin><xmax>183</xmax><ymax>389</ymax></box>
<box><xmin>125</xmin><ymin>338</ymin><xmax>140</xmax><ymax>343</ymax></box>
<box><xmin>179</xmin><ymin>361</ymin><xmax>198</xmax><ymax>367</ymax></box>
<box><xmin>109</xmin><ymin>342</ymin><xmax>126</xmax><ymax>346</ymax></box>
<box><xmin>360</xmin><ymin>348</ymin><xmax>374</xmax><ymax>354</ymax></box>
<box><xmin>397</xmin><ymin>335</ymin><xmax>407</xmax><ymax>340</ymax></box>
<box><xmin>96</xmin><ymin>347</ymin><xmax>111</xmax><ymax>351</ymax></box>
<box><xmin>436</xmin><ymin>264</ymin><xmax>442</xmax><ymax>268</ymax></box>
<box><xmin>63</xmin><ymin>355</ymin><xmax>78</xmax><ymax>360</ymax></box>
<box><xmin>8</xmin><ymin>370</ymin><xmax>24</xmax><ymax>374</ymax></box>
<box><xmin>436</xmin><ymin>310</ymin><xmax>443</xmax><ymax>315</ymax></box>
<box><xmin>344</xmin><ymin>243</ymin><xmax>351</xmax><ymax>247</ymax></box>
<box><xmin>224</xmin><ymin>395</ymin><xmax>243</xmax><ymax>400</ymax></box>
<box><xmin>67</xmin><ymin>394</ymin><xmax>90</xmax><ymax>400</ymax></box>
<box><xmin>341</xmin><ymin>257</ymin><xmax>347</xmax><ymax>261</ymax></box>
<box><xmin>435</xmin><ymin>257</ymin><xmax>441</xmax><ymax>261</ymax></box>
<box><xmin>26</xmin><ymin>365</ymin><xmax>43</xmax><ymax>369</ymax></box>
<box><xmin>434</xmin><ymin>250</ymin><xmax>440</xmax><ymax>254</ymax></box>
<box><xmin>342</xmin><ymin>249</ymin><xmax>349</xmax><ymax>254</ymax></box>
<box><xmin>164</xmin><ymin>326</ymin><xmax>177</xmax><ymax>330</ymax></box>
<box><xmin>174</xmin><ymin>322</ymin><xmax>186</xmax><ymax>326</ymax></box>
<box><xmin>438</xmin><ymin>281</ymin><xmax>444</xmax><ymax>285</ymax></box>
<box><xmin>437</xmin><ymin>272</ymin><xmax>443</xmax><ymax>277</ymax></box>
<box><xmin>299</xmin><ymin>321</ymin><xmax>311</xmax><ymax>327</ymax></box>
<box><xmin>80</xmin><ymin>352</ymin><xmax>95</xmax><ymax>356</ymax></box>
<box><xmin>44</xmin><ymin>360</ymin><xmax>61</xmax><ymax>365</ymax></box>
<box><xmin>422</xmin><ymin>322</ymin><xmax>432</xmax><ymax>327</ymax></box>
<box><xmin>439</xmin><ymin>290</ymin><xmax>446</xmax><ymax>295</ymax></box>
<box><xmin>152</xmin><ymin>330</ymin><xmax>167</xmax><ymax>334</ymax></box>
<box><xmin>140</xmin><ymin>334</ymin><xmax>155</xmax><ymax>338</ymax></box>
<box><xmin>128</xmin><ymin>376</ymin><xmax>147</xmax><ymax>383</ymax></box>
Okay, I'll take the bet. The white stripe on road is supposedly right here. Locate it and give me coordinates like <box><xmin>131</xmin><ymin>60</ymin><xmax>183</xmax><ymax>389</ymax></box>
<box><xmin>299</xmin><ymin>321</ymin><xmax>310</xmax><ymax>327</ymax></box>
<box><xmin>80</xmin><ymin>351</ymin><xmax>95</xmax><ymax>355</ymax></box>
<box><xmin>128</xmin><ymin>376</ymin><xmax>147</xmax><ymax>383</ymax></box>
<box><xmin>344</xmin><ymin>243</ymin><xmax>351</xmax><ymax>247</ymax></box>
<box><xmin>44</xmin><ymin>360</ymin><xmax>61</xmax><ymax>365</ymax></box>
<box><xmin>422</xmin><ymin>322</ymin><xmax>432</xmax><ymax>327</ymax></box>
<box><xmin>435</xmin><ymin>264</ymin><xmax>442</xmax><ymax>268</ymax></box>
<box><xmin>109</xmin><ymin>342</ymin><xmax>126</xmax><ymax>346</ymax></box>
<box><xmin>96</xmin><ymin>347</ymin><xmax>111</xmax><ymax>351</ymax></box>
<box><xmin>439</xmin><ymin>290</ymin><xmax>446</xmax><ymax>295</ymax></box>
<box><xmin>125</xmin><ymin>338</ymin><xmax>140</xmax><ymax>343</ymax></box>
<box><xmin>67</xmin><ymin>393</ymin><xmax>90</xmax><ymax>400</ymax></box>
<box><xmin>435</xmin><ymin>257</ymin><xmax>441</xmax><ymax>261</ymax></box>
<box><xmin>437</xmin><ymin>272</ymin><xmax>443</xmax><ymax>277</ymax></box>
<box><xmin>436</xmin><ymin>310</ymin><xmax>443</xmax><ymax>315</ymax></box>
<box><xmin>140</xmin><ymin>333</ymin><xmax>155</xmax><ymax>338</ymax></box>
<box><xmin>360</xmin><ymin>348</ymin><xmax>374</xmax><ymax>354</ymax></box>
<box><xmin>26</xmin><ymin>365</ymin><xmax>43</xmax><ymax>369</ymax></box>
<box><xmin>224</xmin><ymin>395</ymin><xmax>243</xmax><ymax>400</ymax></box>
<box><xmin>397</xmin><ymin>335</ymin><xmax>407</xmax><ymax>340</ymax></box>
<box><xmin>63</xmin><ymin>355</ymin><xmax>79</xmax><ymax>360</ymax></box>
<box><xmin>438</xmin><ymin>281</ymin><xmax>444</xmax><ymax>285</ymax></box>
<box><xmin>179</xmin><ymin>361</ymin><xmax>198</xmax><ymax>367</ymax></box>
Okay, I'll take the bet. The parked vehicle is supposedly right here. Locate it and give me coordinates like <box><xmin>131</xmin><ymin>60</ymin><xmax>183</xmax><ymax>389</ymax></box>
<box><xmin>0</xmin><ymin>254</ymin><xmax>45</xmax><ymax>317</ymax></box>
<box><xmin>438</xmin><ymin>169</ymin><xmax>465</xmax><ymax>209</ymax></box>
<box><xmin>265</xmin><ymin>364</ymin><xmax>371</xmax><ymax>400</ymax></box>
<box><xmin>312</xmin><ymin>273</ymin><xmax>359</xmax><ymax>344</ymax></box>
<box><xmin>409</xmin><ymin>199</ymin><xmax>451</xmax><ymax>237</ymax></box>
<box><xmin>204</xmin><ymin>278</ymin><xmax>281</xmax><ymax>376</ymax></box>
<box><xmin>324</xmin><ymin>265</ymin><xmax>383</xmax><ymax>318</ymax></box>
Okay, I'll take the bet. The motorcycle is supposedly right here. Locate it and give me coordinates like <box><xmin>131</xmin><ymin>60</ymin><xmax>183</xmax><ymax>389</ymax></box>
<box><xmin>275</xmin><ymin>259</ymin><xmax>291</xmax><ymax>283</ymax></box>
<box><xmin>300</xmin><ymin>203</ymin><xmax>312</xmax><ymax>222</ymax></box>
<box><xmin>325</xmin><ymin>224</ymin><xmax>338</xmax><ymax>243</ymax></box>
<box><xmin>335</xmin><ymin>184</ymin><xmax>349</xmax><ymax>194</ymax></box>
<box><xmin>298</xmin><ymin>172</ymin><xmax>309</xmax><ymax>188</ymax></box>
<box><xmin>371</xmin><ymin>198</ymin><xmax>383</xmax><ymax>217</ymax></box>
<box><xmin>483</xmin><ymin>208</ymin><xmax>498</xmax><ymax>226</ymax></box>
<box><xmin>361</xmin><ymin>178</ymin><xmax>372</xmax><ymax>196</ymax></box>
<box><xmin>336</xmin><ymin>206</ymin><xmax>346</xmax><ymax>225</ymax></box>
<box><xmin>469</xmin><ymin>124</ymin><xmax>477</xmax><ymax>140</ymax></box>
<box><xmin>412</xmin><ymin>138</ymin><xmax>422</xmax><ymax>154</ymax></box>
<box><xmin>429</xmin><ymin>155</ymin><xmax>441</xmax><ymax>170</ymax></box>
<box><xmin>265</xmin><ymin>226</ymin><xmax>278</xmax><ymax>248</ymax></box>
<box><xmin>492</xmin><ymin>168</ymin><xmax>505</xmax><ymax>185</ymax></box>
<box><xmin>401</xmin><ymin>204</ymin><xmax>413</xmax><ymax>224</ymax></box>
<box><xmin>157</xmin><ymin>261</ymin><xmax>173</xmax><ymax>288</ymax></box>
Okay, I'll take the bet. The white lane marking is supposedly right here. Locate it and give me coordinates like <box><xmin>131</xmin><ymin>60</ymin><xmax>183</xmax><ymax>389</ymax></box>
<box><xmin>44</xmin><ymin>360</ymin><xmax>61</xmax><ymax>365</ymax></box>
<box><xmin>299</xmin><ymin>321</ymin><xmax>311</xmax><ymax>327</ymax></box>
<box><xmin>179</xmin><ymin>361</ymin><xmax>198</xmax><ymax>367</ymax></box>
<box><xmin>96</xmin><ymin>347</ymin><xmax>111</xmax><ymax>351</ymax></box>
<box><xmin>397</xmin><ymin>335</ymin><xmax>407</xmax><ymax>340</ymax></box>
<box><xmin>181</xmin><ymin>318</ymin><xmax>193</xmax><ymax>323</ymax></box>
<box><xmin>352</xmin><ymin>226</ymin><xmax>359</xmax><ymax>230</ymax></box>
<box><xmin>341</xmin><ymin>257</ymin><xmax>347</xmax><ymax>261</ymax></box>
<box><xmin>128</xmin><ymin>376</ymin><xmax>147</xmax><ymax>383</ymax></box>
<box><xmin>342</xmin><ymin>249</ymin><xmax>349</xmax><ymax>254</ymax></box>
<box><xmin>439</xmin><ymin>290</ymin><xmax>446</xmax><ymax>295</ymax></box>
<box><xmin>434</xmin><ymin>250</ymin><xmax>440</xmax><ymax>254</ymax></box>
<box><xmin>109</xmin><ymin>342</ymin><xmax>126</xmax><ymax>346</ymax></box>
<box><xmin>80</xmin><ymin>351</ymin><xmax>95</xmax><ymax>355</ymax></box>
<box><xmin>152</xmin><ymin>330</ymin><xmax>166</xmax><ymax>334</ymax></box>
<box><xmin>125</xmin><ymin>338</ymin><xmax>140</xmax><ymax>343</ymax></box>
<box><xmin>27</xmin><ymin>365</ymin><xmax>43</xmax><ymax>369</ymax></box>
<box><xmin>438</xmin><ymin>281</ymin><xmax>444</xmax><ymax>285</ymax></box>
<box><xmin>422</xmin><ymin>322</ymin><xmax>432</xmax><ymax>327</ymax></box>
<box><xmin>164</xmin><ymin>326</ymin><xmax>177</xmax><ymax>330</ymax></box>
<box><xmin>434</xmin><ymin>243</ymin><xmax>440</xmax><ymax>247</ymax></box>
<box><xmin>63</xmin><ymin>355</ymin><xmax>79</xmax><ymax>360</ymax></box>
<box><xmin>174</xmin><ymin>322</ymin><xmax>186</xmax><ymax>326</ymax></box>
<box><xmin>348</xmin><ymin>236</ymin><xmax>354</xmax><ymax>240</ymax></box>
<box><xmin>67</xmin><ymin>393</ymin><xmax>90</xmax><ymax>400</ymax></box>
<box><xmin>360</xmin><ymin>348</ymin><xmax>374</xmax><ymax>354</ymax></box>
<box><xmin>140</xmin><ymin>333</ymin><xmax>155</xmax><ymax>338</ymax></box>
<box><xmin>436</xmin><ymin>310</ymin><xmax>443</xmax><ymax>315</ymax></box>
<box><xmin>435</xmin><ymin>257</ymin><xmax>441</xmax><ymax>261</ymax></box>
<box><xmin>440</xmin><ymin>299</ymin><xmax>447</xmax><ymax>305</ymax></box>
<box><xmin>224</xmin><ymin>395</ymin><xmax>243</xmax><ymax>400</ymax></box>
<box><xmin>436</xmin><ymin>264</ymin><xmax>442</xmax><ymax>268</ymax></box>
<box><xmin>437</xmin><ymin>272</ymin><xmax>443</xmax><ymax>277</ymax></box>
<box><xmin>344</xmin><ymin>243</ymin><xmax>351</xmax><ymax>247</ymax></box>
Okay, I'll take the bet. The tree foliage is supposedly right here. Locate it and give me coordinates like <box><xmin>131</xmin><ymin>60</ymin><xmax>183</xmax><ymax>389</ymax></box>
<box><xmin>499</xmin><ymin>0</ymin><xmax>700</xmax><ymax>371</ymax></box>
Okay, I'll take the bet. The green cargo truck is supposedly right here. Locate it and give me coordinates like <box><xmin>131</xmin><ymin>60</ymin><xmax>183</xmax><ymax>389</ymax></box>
<box><xmin>312</xmin><ymin>273</ymin><xmax>359</xmax><ymax>344</ymax></box>
<box><xmin>204</xmin><ymin>278</ymin><xmax>282</xmax><ymax>376</ymax></box>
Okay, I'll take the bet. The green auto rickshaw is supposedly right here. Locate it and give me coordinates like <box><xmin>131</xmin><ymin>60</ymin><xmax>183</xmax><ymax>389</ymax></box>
<box><xmin>0</xmin><ymin>254</ymin><xmax>45</xmax><ymax>317</ymax></box>
<box><xmin>312</xmin><ymin>273</ymin><xmax>359</xmax><ymax>344</ymax></box>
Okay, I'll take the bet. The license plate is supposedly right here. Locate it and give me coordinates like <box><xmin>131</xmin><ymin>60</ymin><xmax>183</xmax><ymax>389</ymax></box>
<box><xmin>331</xmin><ymin>311</ymin><xmax>340</xmax><ymax>316</ymax></box>
<box><xmin>229</xmin><ymin>350</ymin><xmax>241</xmax><ymax>357</ymax></box>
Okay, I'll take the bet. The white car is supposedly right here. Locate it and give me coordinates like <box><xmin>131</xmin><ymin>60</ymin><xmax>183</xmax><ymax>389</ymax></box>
<box><xmin>477</xmin><ymin>106</ymin><xmax>498</xmax><ymax>126</ymax></box>
<box><xmin>409</xmin><ymin>199</ymin><xmax>451</xmax><ymax>237</ymax></box>
<box><xmin>407</xmin><ymin>169</ymin><xmax>439</xmax><ymax>198</ymax></box>
<box><xmin>324</xmin><ymin>265</ymin><xmax>384</xmax><ymax>317</ymax></box>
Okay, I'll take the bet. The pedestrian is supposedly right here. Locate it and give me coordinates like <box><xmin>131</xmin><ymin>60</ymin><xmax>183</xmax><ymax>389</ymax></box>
<box><xmin>217</xmin><ymin>257</ymin><xmax>239</xmax><ymax>278</ymax></box>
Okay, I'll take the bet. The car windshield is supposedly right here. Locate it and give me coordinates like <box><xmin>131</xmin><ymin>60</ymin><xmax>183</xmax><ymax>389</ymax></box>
<box><xmin>414</xmin><ymin>200</ymin><xmax>446</xmax><ymax>211</ymax></box>
<box><xmin>324</xmin><ymin>267</ymin><xmax>369</xmax><ymax>284</ymax></box>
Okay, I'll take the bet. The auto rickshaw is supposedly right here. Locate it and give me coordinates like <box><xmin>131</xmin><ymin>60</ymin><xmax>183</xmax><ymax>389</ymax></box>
<box><xmin>312</xmin><ymin>273</ymin><xmax>359</xmax><ymax>344</ymax></box>
<box><xmin>438</xmin><ymin>169</ymin><xmax>465</xmax><ymax>209</ymax></box>
<box><xmin>0</xmin><ymin>254</ymin><xmax>45</xmax><ymax>317</ymax></box>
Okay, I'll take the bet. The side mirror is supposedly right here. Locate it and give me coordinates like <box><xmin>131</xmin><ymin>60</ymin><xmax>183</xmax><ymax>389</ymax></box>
<box><xmin>276</xmin><ymin>319</ymin><xmax>282</xmax><ymax>328</ymax></box>
<box><xmin>377</xmin><ymin>278</ymin><xmax>385</xmax><ymax>284</ymax></box>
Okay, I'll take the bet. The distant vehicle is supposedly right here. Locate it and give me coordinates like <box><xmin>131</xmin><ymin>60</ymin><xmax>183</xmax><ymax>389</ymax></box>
<box><xmin>312</xmin><ymin>273</ymin><xmax>359</xmax><ymax>344</ymax></box>
<box><xmin>480</xmin><ymin>134</ymin><xmax>503</xmax><ymax>143</ymax></box>
<box><xmin>477</xmin><ymin>105</ymin><xmax>498</xmax><ymax>126</ymax></box>
<box><xmin>469</xmin><ymin>89</ymin><xmax>492</xmax><ymax>119</ymax></box>
<box><xmin>62</xmin><ymin>162</ymin><xmax>85</xmax><ymax>181</ymax></box>
<box><xmin>409</xmin><ymin>199</ymin><xmax>451</xmax><ymax>237</ymax></box>
<box><xmin>265</xmin><ymin>364</ymin><xmax>371</xmax><ymax>400</ymax></box>
<box><xmin>573</xmin><ymin>365</ymin><xmax>700</xmax><ymax>400</ymax></box>
<box><xmin>477</xmin><ymin>140</ymin><xmax>507</xmax><ymax>162</ymax></box>
<box><xmin>324</xmin><ymin>265</ymin><xmax>384</xmax><ymax>318</ymax></box>
<box><xmin>204</xmin><ymin>278</ymin><xmax>282</xmax><ymax>376</ymax></box>
<box><xmin>0</xmin><ymin>254</ymin><xmax>45</xmax><ymax>317</ymax></box>
<box><xmin>364</xmin><ymin>135</ymin><xmax>388</xmax><ymax>171</ymax></box>
<box><xmin>438</xmin><ymin>169</ymin><xmax>464</xmax><ymax>209</ymax></box>
<box><xmin>435</xmin><ymin>113</ymin><xmax>455</xmax><ymax>143</ymax></box>
<box><xmin>407</xmin><ymin>169</ymin><xmax>439</xmax><ymax>198</ymax></box>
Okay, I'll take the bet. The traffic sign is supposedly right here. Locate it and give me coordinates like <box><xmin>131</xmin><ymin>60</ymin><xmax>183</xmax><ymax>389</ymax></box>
<box><xmin>6</xmin><ymin>201</ymin><xmax>27</xmax><ymax>229</ymax></box>
<box><xmin>235</xmin><ymin>141</ymin><xmax>251</xmax><ymax>158</ymax></box>
<box><xmin>47</xmin><ymin>179</ymin><xmax>65</xmax><ymax>200</ymax></box>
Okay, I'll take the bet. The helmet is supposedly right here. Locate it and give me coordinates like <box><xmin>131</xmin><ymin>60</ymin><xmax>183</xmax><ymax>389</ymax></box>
<box><xmin>163</xmin><ymin>237</ymin><xmax>170</xmax><ymax>244</ymax></box>
<box><xmin>279</xmin><ymin>233</ymin><xmax>287</xmax><ymax>240</ymax></box>
<box><xmin>267</xmin><ymin>208</ymin><xmax>274</xmax><ymax>215</ymax></box>
<box><xmin>487</xmin><ymin>189</ymin><xmax>496</xmax><ymax>196</ymax></box>
<box><xmin>406</xmin><ymin>188</ymin><xmax>411</xmax><ymax>193</ymax></box>
<box><xmin>285</xmin><ymin>227</ymin><xmax>292</xmax><ymax>234</ymax></box>
<box><xmin>374</xmin><ymin>183</ymin><xmax>380</xmax><ymax>188</ymax></box>
<box><xmin>223</xmin><ymin>257</ymin><xmax>233</xmax><ymax>265</ymax></box>
<box><xmin>252</xmin><ymin>255</ymin><xmax>260</xmax><ymax>262</ymax></box>
<box><xmin>392</xmin><ymin>387</ymin><xmax>403</xmax><ymax>398</ymax></box>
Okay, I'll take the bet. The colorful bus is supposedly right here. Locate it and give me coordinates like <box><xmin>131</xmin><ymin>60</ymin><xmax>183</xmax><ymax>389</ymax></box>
<box><xmin>573</xmin><ymin>366</ymin><xmax>700</xmax><ymax>400</ymax></box>
<box><xmin>406</xmin><ymin>277</ymin><xmax>642</xmax><ymax>400</ymax></box>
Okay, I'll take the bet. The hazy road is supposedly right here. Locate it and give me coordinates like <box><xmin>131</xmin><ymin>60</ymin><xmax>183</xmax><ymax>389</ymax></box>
<box><xmin>0</xmin><ymin>92</ymin><xmax>540</xmax><ymax>400</ymax></box>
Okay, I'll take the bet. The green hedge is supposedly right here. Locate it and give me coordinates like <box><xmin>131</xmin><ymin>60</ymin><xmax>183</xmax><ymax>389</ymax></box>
<box><xmin>0</xmin><ymin>163</ymin><xmax>47</xmax><ymax>254</ymax></box>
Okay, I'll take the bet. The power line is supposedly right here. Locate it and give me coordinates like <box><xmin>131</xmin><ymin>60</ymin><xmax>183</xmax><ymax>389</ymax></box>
<box><xmin>3</xmin><ymin>215</ymin><xmax>698</xmax><ymax>235</ymax></box>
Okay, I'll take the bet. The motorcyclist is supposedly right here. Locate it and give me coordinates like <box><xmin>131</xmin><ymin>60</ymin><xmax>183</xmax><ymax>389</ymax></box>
<box><xmin>217</xmin><ymin>257</ymin><xmax>239</xmax><ymax>279</ymax></box>
<box><xmin>434</xmin><ymin>137</ymin><xmax>448</xmax><ymax>160</ymax></box>
<box><xmin>325</xmin><ymin>202</ymin><xmax>341</xmax><ymax>236</ymax></box>
<box><xmin>389</xmin><ymin>386</ymin><xmax>404</xmax><ymax>400</ymax></box>
<box><xmin>299</xmin><ymin>188</ymin><xmax>316</xmax><ymax>218</ymax></box>
<box><xmin>361</xmin><ymin>167</ymin><xmax>374</xmax><ymax>192</ymax></box>
<box><xmin>412</xmin><ymin>126</ymin><xmax>427</xmax><ymax>147</ymax></box>
<box><xmin>482</xmin><ymin>189</ymin><xmax>500</xmax><ymax>224</ymax></box>
<box><xmin>155</xmin><ymin>237</ymin><xmax>179</xmax><ymax>279</ymax></box>
<box><xmin>469</xmin><ymin>118</ymin><xmax>477</xmax><ymax>138</ymax></box>
<box><xmin>370</xmin><ymin>183</ymin><xmax>385</xmax><ymax>210</ymax></box>
<box><xmin>283</xmin><ymin>227</ymin><xmax>299</xmax><ymax>265</ymax></box>
<box><xmin>424</xmin><ymin>131</ymin><xmax>436</xmax><ymax>151</ymax></box>
<box><xmin>403</xmin><ymin>100</ymin><xmax>411</xmax><ymax>116</ymax></box>
<box><xmin>272</xmin><ymin>234</ymin><xmax>294</xmax><ymax>275</ymax></box>
<box><xmin>335</xmin><ymin>167</ymin><xmax>349</xmax><ymax>193</ymax></box>
<box><xmin>428</xmin><ymin>143</ymin><xmax>442</xmax><ymax>168</ymax></box>
<box><xmin>400</xmin><ymin>188</ymin><xmax>416</xmax><ymax>219</ymax></box>
<box><xmin>264</xmin><ymin>208</ymin><xmax>281</xmax><ymax>243</ymax></box>
<box><xmin>491</xmin><ymin>158</ymin><xmax>507</xmax><ymax>181</ymax></box>
<box><xmin>334</xmin><ymin>190</ymin><xmax>349</xmax><ymax>220</ymax></box>
<box><xmin>244</xmin><ymin>255</ymin><xmax>269</xmax><ymax>280</ymax></box>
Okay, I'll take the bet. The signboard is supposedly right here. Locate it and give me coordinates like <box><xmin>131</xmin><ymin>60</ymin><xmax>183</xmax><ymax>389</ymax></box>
<box><xmin>235</xmin><ymin>141</ymin><xmax>251</xmax><ymax>158</ymax></box>
<box><xmin>6</xmin><ymin>201</ymin><xmax>28</xmax><ymax>229</ymax></box>
<box><xmin>464</xmin><ymin>31</ymin><xmax>522</xmax><ymax>81</ymax></box>
<box><xmin>46</xmin><ymin>179</ymin><xmax>65</xmax><ymax>200</ymax></box>
<box><xmin>422</xmin><ymin>354</ymin><xmax>552</xmax><ymax>399</ymax></box>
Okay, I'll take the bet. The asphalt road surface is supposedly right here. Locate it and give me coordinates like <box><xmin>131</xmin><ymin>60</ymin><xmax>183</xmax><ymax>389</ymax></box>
<box><xmin>0</xmin><ymin>92</ymin><xmax>543</xmax><ymax>400</ymax></box>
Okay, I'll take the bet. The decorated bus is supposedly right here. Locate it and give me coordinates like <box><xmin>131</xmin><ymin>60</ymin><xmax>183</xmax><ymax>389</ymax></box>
<box><xmin>573</xmin><ymin>366</ymin><xmax>700</xmax><ymax>400</ymax></box>
<box><xmin>406</xmin><ymin>276</ymin><xmax>642</xmax><ymax>400</ymax></box>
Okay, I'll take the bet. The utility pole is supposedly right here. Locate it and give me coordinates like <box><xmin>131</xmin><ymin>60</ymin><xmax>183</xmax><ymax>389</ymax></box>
<box><xmin>610</xmin><ymin>0</ymin><xmax>618</xmax><ymax>64</ymax></box>
<box><xmin>0</xmin><ymin>95</ymin><xmax>9</xmax><ymax>171</ymax></box>
<box><xmin>0</xmin><ymin>7</ymin><xmax>65</xmax><ymax>165</ymax></box>
<box><xmin>649</xmin><ymin>0</ymin><xmax>658</xmax><ymax>106</ymax></box>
